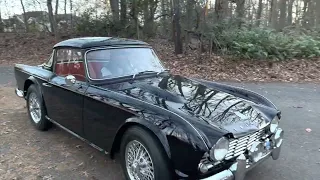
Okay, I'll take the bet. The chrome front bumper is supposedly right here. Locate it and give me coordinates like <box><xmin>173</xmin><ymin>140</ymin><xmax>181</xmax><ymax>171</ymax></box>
<box><xmin>15</xmin><ymin>88</ymin><xmax>24</xmax><ymax>98</ymax></box>
<box><xmin>200</xmin><ymin>128</ymin><xmax>283</xmax><ymax>180</ymax></box>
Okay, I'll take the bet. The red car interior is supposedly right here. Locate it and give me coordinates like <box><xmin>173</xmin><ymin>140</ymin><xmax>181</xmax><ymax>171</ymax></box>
<box><xmin>55</xmin><ymin>61</ymin><xmax>86</xmax><ymax>81</ymax></box>
<box><xmin>87</xmin><ymin>62</ymin><xmax>105</xmax><ymax>79</ymax></box>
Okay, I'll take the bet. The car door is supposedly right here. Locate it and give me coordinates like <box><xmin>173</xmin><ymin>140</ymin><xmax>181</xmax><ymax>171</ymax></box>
<box><xmin>44</xmin><ymin>48</ymin><xmax>88</xmax><ymax>136</ymax></box>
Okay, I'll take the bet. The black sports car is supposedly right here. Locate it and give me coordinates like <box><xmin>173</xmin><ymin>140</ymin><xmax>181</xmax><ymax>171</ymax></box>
<box><xmin>14</xmin><ymin>37</ymin><xmax>284</xmax><ymax>180</ymax></box>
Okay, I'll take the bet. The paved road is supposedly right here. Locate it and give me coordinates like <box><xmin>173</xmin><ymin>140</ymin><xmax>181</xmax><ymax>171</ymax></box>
<box><xmin>1</xmin><ymin>66</ymin><xmax>320</xmax><ymax>180</ymax></box>
<box><xmin>0</xmin><ymin>66</ymin><xmax>14</xmax><ymax>86</ymax></box>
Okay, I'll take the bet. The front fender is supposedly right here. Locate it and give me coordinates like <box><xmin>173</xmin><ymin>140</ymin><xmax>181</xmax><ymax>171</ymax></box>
<box><xmin>110</xmin><ymin>115</ymin><xmax>210</xmax><ymax>177</ymax></box>
<box><xmin>110</xmin><ymin>117</ymin><xmax>171</xmax><ymax>158</ymax></box>
<box><xmin>25</xmin><ymin>76</ymin><xmax>42</xmax><ymax>94</ymax></box>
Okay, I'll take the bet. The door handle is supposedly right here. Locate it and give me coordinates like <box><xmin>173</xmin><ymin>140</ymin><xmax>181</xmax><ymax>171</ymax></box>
<box><xmin>42</xmin><ymin>83</ymin><xmax>52</xmax><ymax>87</ymax></box>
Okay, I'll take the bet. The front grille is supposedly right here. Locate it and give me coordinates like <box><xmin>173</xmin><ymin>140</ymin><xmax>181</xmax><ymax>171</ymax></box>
<box><xmin>225</xmin><ymin>129</ymin><xmax>265</xmax><ymax>160</ymax></box>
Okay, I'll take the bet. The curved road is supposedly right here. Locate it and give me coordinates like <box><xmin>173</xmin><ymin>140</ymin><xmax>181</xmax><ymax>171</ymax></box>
<box><xmin>0</xmin><ymin>66</ymin><xmax>319</xmax><ymax>180</ymax></box>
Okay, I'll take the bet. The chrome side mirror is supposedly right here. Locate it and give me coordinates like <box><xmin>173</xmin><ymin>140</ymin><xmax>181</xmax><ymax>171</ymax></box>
<box><xmin>65</xmin><ymin>75</ymin><xmax>76</xmax><ymax>86</ymax></box>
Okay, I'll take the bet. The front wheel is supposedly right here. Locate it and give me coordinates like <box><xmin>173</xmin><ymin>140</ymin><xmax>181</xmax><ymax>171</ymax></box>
<box><xmin>26</xmin><ymin>85</ymin><xmax>51</xmax><ymax>131</ymax></box>
<box><xmin>120</xmin><ymin>126</ymin><xmax>173</xmax><ymax>180</ymax></box>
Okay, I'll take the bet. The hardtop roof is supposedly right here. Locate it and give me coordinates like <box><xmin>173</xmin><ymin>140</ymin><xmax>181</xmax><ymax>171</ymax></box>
<box><xmin>53</xmin><ymin>37</ymin><xmax>149</xmax><ymax>49</ymax></box>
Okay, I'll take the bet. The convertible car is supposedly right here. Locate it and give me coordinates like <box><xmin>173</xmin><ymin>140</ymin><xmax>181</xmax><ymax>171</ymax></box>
<box><xmin>14</xmin><ymin>37</ymin><xmax>284</xmax><ymax>180</ymax></box>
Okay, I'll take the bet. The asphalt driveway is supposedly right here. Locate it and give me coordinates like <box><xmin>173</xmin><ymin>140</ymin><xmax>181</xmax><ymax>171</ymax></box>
<box><xmin>0</xmin><ymin>66</ymin><xmax>319</xmax><ymax>180</ymax></box>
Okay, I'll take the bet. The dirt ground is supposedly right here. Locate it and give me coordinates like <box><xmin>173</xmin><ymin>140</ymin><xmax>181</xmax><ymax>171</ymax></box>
<box><xmin>1</xmin><ymin>82</ymin><xmax>320</xmax><ymax>180</ymax></box>
<box><xmin>0</xmin><ymin>87</ymin><xmax>124</xmax><ymax>180</ymax></box>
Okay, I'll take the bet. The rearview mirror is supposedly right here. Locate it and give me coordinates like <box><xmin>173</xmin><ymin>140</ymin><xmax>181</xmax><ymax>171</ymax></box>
<box><xmin>65</xmin><ymin>75</ymin><xmax>76</xmax><ymax>86</ymax></box>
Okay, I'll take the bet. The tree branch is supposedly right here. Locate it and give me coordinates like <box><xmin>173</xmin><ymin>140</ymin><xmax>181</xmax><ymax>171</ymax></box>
<box><xmin>154</xmin><ymin>13</ymin><xmax>170</xmax><ymax>20</ymax></box>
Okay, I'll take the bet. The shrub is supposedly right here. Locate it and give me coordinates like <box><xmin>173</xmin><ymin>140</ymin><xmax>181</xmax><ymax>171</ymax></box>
<box><xmin>212</xmin><ymin>26</ymin><xmax>320</xmax><ymax>60</ymax></box>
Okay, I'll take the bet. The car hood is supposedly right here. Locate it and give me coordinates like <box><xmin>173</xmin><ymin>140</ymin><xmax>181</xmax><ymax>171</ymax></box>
<box><xmin>103</xmin><ymin>74</ymin><xmax>279</xmax><ymax>137</ymax></box>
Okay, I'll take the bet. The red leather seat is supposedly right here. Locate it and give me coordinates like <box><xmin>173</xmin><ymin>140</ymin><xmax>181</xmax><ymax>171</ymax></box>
<box><xmin>88</xmin><ymin>62</ymin><xmax>105</xmax><ymax>79</ymax></box>
<box><xmin>55</xmin><ymin>61</ymin><xmax>86</xmax><ymax>81</ymax></box>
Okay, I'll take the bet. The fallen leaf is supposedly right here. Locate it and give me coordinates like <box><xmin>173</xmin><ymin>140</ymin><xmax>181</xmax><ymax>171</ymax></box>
<box><xmin>293</xmin><ymin>106</ymin><xmax>303</xmax><ymax>108</ymax></box>
<box><xmin>306</xmin><ymin>128</ymin><xmax>312</xmax><ymax>132</ymax></box>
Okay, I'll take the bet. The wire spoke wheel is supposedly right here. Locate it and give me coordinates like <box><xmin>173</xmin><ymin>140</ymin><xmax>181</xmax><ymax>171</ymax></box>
<box><xmin>125</xmin><ymin>140</ymin><xmax>154</xmax><ymax>180</ymax></box>
<box><xmin>28</xmin><ymin>92</ymin><xmax>41</xmax><ymax>123</ymax></box>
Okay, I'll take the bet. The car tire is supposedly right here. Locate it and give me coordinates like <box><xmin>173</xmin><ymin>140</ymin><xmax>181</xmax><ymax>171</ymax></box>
<box><xmin>120</xmin><ymin>126</ymin><xmax>173</xmax><ymax>180</ymax></box>
<box><xmin>26</xmin><ymin>85</ymin><xmax>52</xmax><ymax>131</ymax></box>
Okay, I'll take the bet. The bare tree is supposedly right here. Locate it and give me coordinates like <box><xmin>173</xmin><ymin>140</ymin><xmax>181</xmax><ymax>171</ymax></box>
<box><xmin>172</xmin><ymin>0</ymin><xmax>182</xmax><ymax>54</ymax></box>
<box><xmin>161</xmin><ymin>0</ymin><xmax>167</xmax><ymax>33</ymax></box>
<box><xmin>316</xmin><ymin>0</ymin><xmax>320</xmax><ymax>27</ymax></box>
<box><xmin>47</xmin><ymin>0</ymin><xmax>56</xmax><ymax>35</ymax></box>
<box><xmin>55</xmin><ymin>0</ymin><xmax>59</xmax><ymax>15</ymax></box>
<box><xmin>20</xmin><ymin>0</ymin><xmax>29</xmax><ymax>32</ymax></box>
<box><xmin>287</xmin><ymin>0</ymin><xmax>294</xmax><ymax>25</ymax></box>
<box><xmin>255</xmin><ymin>0</ymin><xmax>263</xmax><ymax>27</ymax></box>
<box><xmin>70</xmin><ymin>0</ymin><xmax>73</xmax><ymax>29</ymax></box>
<box><xmin>215</xmin><ymin>0</ymin><xmax>228</xmax><ymax>22</ymax></box>
<box><xmin>278</xmin><ymin>0</ymin><xmax>286</xmax><ymax>30</ymax></box>
<box><xmin>236</xmin><ymin>0</ymin><xmax>246</xmax><ymax>27</ymax></box>
<box><xmin>110</xmin><ymin>0</ymin><xmax>120</xmax><ymax>23</ymax></box>
<box><xmin>120</xmin><ymin>0</ymin><xmax>126</xmax><ymax>26</ymax></box>
<box><xmin>270</xmin><ymin>0</ymin><xmax>278</xmax><ymax>28</ymax></box>
<box><xmin>0</xmin><ymin>2</ymin><xmax>3</xmax><ymax>33</ymax></box>
<box><xmin>302</xmin><ymin>0</ymin><xmax>309</xmax><ymax>27</ymax></box>
<box><xmin>64</xmin><ymin>0</ymin><xmax>67</xmax><ymax>15</ymax></box>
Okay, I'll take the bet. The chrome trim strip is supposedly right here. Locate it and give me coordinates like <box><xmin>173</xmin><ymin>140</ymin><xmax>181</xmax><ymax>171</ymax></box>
<box><xmin>45</xmin><ymin>115</ymin><xmax>108</xmax><ymax>154</ymax></box>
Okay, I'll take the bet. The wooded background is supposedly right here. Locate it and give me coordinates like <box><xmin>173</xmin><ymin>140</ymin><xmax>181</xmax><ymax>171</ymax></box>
<box><xmin>1</xmin><ymin>0</ymin><xmax>320</xmax><ymax>60</ymax></box>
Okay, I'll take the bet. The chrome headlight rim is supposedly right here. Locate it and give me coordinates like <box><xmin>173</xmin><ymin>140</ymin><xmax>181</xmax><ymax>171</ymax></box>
<box><xmin>209</xmin><ymin>137</ymin><xmax>229</xmax><ymax>161</ymax></box>
<box><xmin>270</xmin><ymin>117</ymin><xmax>279</xmax><ymax>133</ymax></box>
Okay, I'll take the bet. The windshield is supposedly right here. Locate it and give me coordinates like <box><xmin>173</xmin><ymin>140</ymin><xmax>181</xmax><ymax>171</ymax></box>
<box><xmin>86</xmin><ymin>47</ymin><xmax>165</xmax><ymax>80</ymax></box>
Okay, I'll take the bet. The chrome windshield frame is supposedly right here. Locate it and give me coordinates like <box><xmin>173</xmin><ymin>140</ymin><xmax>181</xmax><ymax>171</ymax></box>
<box><xmin>84</xmin><ymin>46</ymin><xmax>165</xmax><ymax>81</ymax></box>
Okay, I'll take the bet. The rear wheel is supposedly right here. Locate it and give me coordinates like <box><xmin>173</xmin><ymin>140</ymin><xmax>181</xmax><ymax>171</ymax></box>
<box><xmin>120</xmin><ymin>126</ymin><xmax>173</xmax><ymax>180</ymax></box>
<box><xmin>26</xmin><ymin>85</ymin><xmax>51</xmax><ymax>131</ymax></box>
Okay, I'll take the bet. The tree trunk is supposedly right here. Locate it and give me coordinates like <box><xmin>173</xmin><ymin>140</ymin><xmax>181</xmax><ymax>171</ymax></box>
<box><xmin>70</xmin><ymin>0</ymin><xmax>73</xmax><ymax>30</ymax></box>
<box><xmin>302</xmin><ymin>0</ymin><xmax>309</xmax><ymax>27</ymax></box>
<box><xmin>255</xmin><ymin>0</ymin><xmax>263</xmax><ymax>27</ymax></box>
<box><xmin>47</xmin><ymin>0</ymin><xmax>56</xmax><ymax>34</ymax></box>
<box><xmin>268</xmin><ymin>0</ymin><xmax>273</xmax><ymax>25</ymax></box>
<box><xmin>316</xmin><ymin>0</ymin><xmax>320</xmax><ymax>27</ymax></box>
<box><xmin>271</xmin><ymin>0</ymin><xmax>278</xmax><ymax>29</ymax></box>
<box><xmin>64</xmin><ymin>0</ymin><xmax>67</xmax><ymax>15</ymax></box>
<box><xmin>247</xmin><ymin>0</ymin><xmax>254</xmax><ymax>27</ymax></box>
<box><xmin>236</xmin><ymin>0</ymin><xmax>245</xmax><ymax>27</ymax></box>
<box><xmin>143</xmin><ymin>0</ymin><xmax>149</xmax><ymax>36</ymax></box>
<box><xmin>0</xmin><ymin>6</ymin><xmax>3</xmax><ymax>33</ymax></box>
<box><xmin>20</xmin><ymin>0</ymin><xmax>29</xmax><ymax>32</ymax></box>
<box><xmin>55</xmin><ymin>0</ymin><xmax>59</xmax><ymax>15</ymax></box>
<box><xmin>287</xmin><ymin>0</ymin><xmax>294</xmax><ymax>25</ymax></box>
<box><xmin>227</xmin><ymin>1</ymin><xmax>233</xmax><ymax>17</ymax></box>
<box><xmin>161</xmin><ymin>0</ymin><xmax>167</xmax><ymax>33</ymax></box>
<box><xmin>110</xmin><ymin>0</ymin><xmax>120</xmax><ymax>23</ymax></box>
<box><xmin>186</xmin><ymin>0</ymin><xmax>195</xmax><ymax>29</ymax></box>
<box><xmin>215</xmin><ymin>0</ymin><xmax>228</xmax><ymax>22</ymax></box>
<box><xmin>120</xmin><ymin>0</ymin><xmax>127</xmax><ymax>26</ymax></box>
<box><xmin>131</xmin><ymin>0</ymin><xmax>139</xmax><ymax>38</ymax></box>
<box><xmin>307</xmin><ymin>0</ymin><xmax>315</xmax><ymax>28</ymax></box>
<box><xmin>278</xmin><ymin>0</ymin><xmax>286</xmax><ymax>30</ymax></box>
<box><xmin>173</xmin><ymin>0</ymin><xmax>182</xmax><ymax>54</ymax></box>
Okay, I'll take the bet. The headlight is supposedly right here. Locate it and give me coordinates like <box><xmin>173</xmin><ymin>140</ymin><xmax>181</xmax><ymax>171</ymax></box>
<box><xmin>209</xmin><ymin>137</ymin><xmax>229</xmax><ymax>161</ymax></box>
<box><xmin>270</xmin><ymin>117</ymin><xmax>279</xmax><ymax>133</ymax></box>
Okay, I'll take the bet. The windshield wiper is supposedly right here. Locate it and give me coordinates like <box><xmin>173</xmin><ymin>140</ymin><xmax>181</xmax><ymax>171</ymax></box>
<box><xmin>132</xmin><ymin>71</ymin><xmax>157</xmax><ymax>79</ymax></box>
<box><xmin>132</xmin><ymin>70</ymin><xmax>169</xmax><ymax>80</ymax></box>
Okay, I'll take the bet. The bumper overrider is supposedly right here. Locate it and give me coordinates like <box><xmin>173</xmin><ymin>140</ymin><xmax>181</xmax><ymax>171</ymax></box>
<box><xmin>15</xmin><ymin>88</ymin><xmax>24</xmax><ymax>98</ymax></box>
<box><xmin>200</xmin><ymin>128</ymin><xmax>284</xmax><ymax>180</ymax></box>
